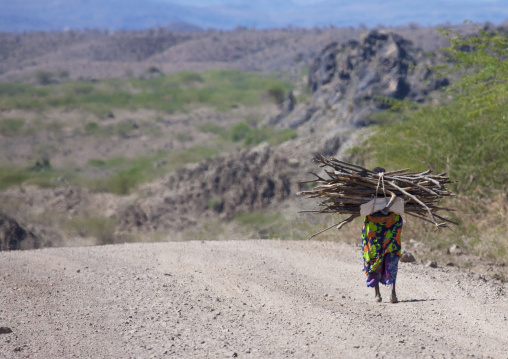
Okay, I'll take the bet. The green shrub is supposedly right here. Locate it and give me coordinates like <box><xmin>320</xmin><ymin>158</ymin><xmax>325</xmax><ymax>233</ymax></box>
<box><xmin>207</xmin><ymin>198</ymin><xmax>222</xmax><ymax>211</ymax></box>
<box><xmin>31</xmin><ymin>158</ymin><xmax>51</xmax><ymax>172</ymax></box>
<box><xmin>35</xmin><ymin>71</ymin><xmax>54</xmax><ymax>85</ymax></box>
<box><xmin>84</xmin><ymin>122</ymin><xmax>100</xmax><ymax>134</ymax></box>
<box><xmin>267</xmin><ymin>84</ymin><xmax>286</xmax><ymax>105</ymax></box>
<box><xmin>146</xmin><ymin>66</ymin><xmax>162</xmax><ymax>75</ymax></box>
<box><xmin>107</xmin><ymin>170</ymin><xmax>143</xmax><ymax>195</ymax></box>
<box><xmin>231</xmin><ymin>122</ymin><xmax>250</xmax><ymax>142</ymax></box>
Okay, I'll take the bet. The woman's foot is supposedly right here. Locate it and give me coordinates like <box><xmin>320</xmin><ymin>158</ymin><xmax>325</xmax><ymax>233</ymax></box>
<box><xmin>375</xmin><ymin>295</ymin><xmax>382</xmax><ymax>303</ymax></box>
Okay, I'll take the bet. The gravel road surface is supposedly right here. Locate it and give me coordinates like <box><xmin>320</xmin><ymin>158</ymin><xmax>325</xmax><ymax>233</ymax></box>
<box><xmin>1</xmin><ymin>240</ymin><xmax>507</xmax><ymax>358</ymax></box>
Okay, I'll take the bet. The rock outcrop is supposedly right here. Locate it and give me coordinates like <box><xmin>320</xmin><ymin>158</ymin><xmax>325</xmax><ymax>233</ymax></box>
<box><xmin>0</xmin><ymin>212</ymin><xmax>41</xmax><ymax>251</ymax></box>
<box><xmin>271</xmin><ymin>30</ymin><xmax>449</xmax><ymax>133</ymax></box>
<box><xmin>118</xmin><ymin>143</ymin><xmax>300</xmax><ymax>233</ymax></box>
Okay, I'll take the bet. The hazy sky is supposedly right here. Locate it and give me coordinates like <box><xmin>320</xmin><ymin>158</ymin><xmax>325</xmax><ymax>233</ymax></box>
<box><xmin>153</xmin><ymin>0</ymin><xmax>508</xmax><ymax>27</ymax></box>
<box><xmin>2</xmin><ymin>0</ymin><xmax>507</xmax><ymax>32</ymax></box>
<box><xmin>159</xmin><ymin>0</ymin><xmax>505</xmax><ymax>6</ymax></box>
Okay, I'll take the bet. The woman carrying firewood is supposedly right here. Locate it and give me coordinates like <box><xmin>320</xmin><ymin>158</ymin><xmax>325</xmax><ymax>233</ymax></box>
<box><xmin>359</xmin><ymin>167</ymin><xmax>404</xmax><ymax>304</ymax></box>
<box><xmin>298</xmin><ymin>155</ymin><xmax>457</xmax><ymax>302</ymax></box>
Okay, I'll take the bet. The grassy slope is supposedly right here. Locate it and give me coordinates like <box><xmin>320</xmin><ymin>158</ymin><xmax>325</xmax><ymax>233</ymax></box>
<box><xmin>0</xmin><ymin>70</ymin><xmax>295</xmax><ymax>194</ymax></box>
<box><xmin>0</xmin><ymin>70</ymin><xmax>292</xmax><ymax>113</ymax></box>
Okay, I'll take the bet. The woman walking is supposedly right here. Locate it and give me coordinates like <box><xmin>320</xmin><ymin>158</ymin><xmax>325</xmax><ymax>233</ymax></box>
<box><xmin>360</xmin><ymin>167</ymin><xmax>404</xmax><ymax>303</ymax></box>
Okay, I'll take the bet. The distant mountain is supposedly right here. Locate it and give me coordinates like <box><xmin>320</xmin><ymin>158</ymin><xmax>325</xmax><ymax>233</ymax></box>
<box><xmin>0</xmin><ymin>0</ymin><xmax>507</xmax><ymax>32</ymax></box>
<box><xmin>0</xmin><ymin>0</ymin><xmax>205</xmax><ymax>32</ymax></box>
<box><xmin>163</xmin><ymin>22</ymin><xmax>203</xmax><ymax>33</ymax></box>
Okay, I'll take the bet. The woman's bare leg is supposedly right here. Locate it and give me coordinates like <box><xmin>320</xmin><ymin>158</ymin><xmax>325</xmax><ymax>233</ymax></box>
<box><xmin>390</xmin><ymin>282</ymin><xmax>398</xmax><ymax>303</ymax></box>
<box><xmin>374</xmin><ymin>284</ymin><xmax>381</xmax><ymax>302</ymax></box>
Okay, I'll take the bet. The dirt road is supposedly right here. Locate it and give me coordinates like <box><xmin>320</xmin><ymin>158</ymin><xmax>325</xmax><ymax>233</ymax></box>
<box><xmin>1</xmin><ymin>240</ymin><xmax>507</xmax><ymax>358</ymax></box>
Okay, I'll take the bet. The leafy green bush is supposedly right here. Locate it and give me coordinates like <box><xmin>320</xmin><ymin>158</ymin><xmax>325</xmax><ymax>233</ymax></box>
<box><xmin>35</xmin><ymin>71</ymin><xmax>54</xmax><ymax>85</ymax></box>
<box><xmin>207</xmin><ymin>198</ymin><xmax>222</xmax><ymax>211</ymax></box>
<box><xmin>267</xmin><ymin>84</ymin><xmax>286</xmax><ymax>105</ymax></box>
<box><xmin>146</xmin><ymin>66</ymin><xmax>162</xmax><ymax>75</ymax></box>
<box><xmin>84</xmin><ymin>122</ymin><xmax>100</xmax><ymax>134</ymax></box>
<box><xmin>231</xmin><ymin>122</ymin><xmax>250</xmax><ymax>142</ymax></box>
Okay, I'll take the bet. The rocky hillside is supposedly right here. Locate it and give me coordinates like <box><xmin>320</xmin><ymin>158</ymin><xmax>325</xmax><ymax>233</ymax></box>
<box><xmin>118</xmin><ymin>143</ymin><xmax>299</xmax><ymax>233</ymax></box>
<box><xmin>270</xmin><ymin>30</ymin><xmax>449</xmax><ymax>135</ymax></box>
<box><xmin>0</xmin><ymin>25</ymin><xmax>477</xmax><ymax>84</ymax></box>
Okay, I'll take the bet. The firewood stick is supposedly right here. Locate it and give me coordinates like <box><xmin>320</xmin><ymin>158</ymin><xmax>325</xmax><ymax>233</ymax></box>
<box><xmin>306</xmin><ymin>219</ymin><xmax>346</xmax><ymax>240</ymax></box>
<box><xmin>405</xmin><ymin>212</ymin><xmax>447</xmax><ymax>227</ymax></box>
<box><xmin>336</xmin><ymin>214</ymin><xmax>359</xmax><ymax>230</ymax></box>
<box><xmin>385</xmin><ymin>179</ymin><xmax>440</xmax><ymax>226</ymax></box>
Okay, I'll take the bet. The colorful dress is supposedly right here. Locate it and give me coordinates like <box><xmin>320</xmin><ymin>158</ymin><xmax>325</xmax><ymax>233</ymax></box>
<box><xmin>362</xmin><ymin>212</ymin><xmax>403</xmax><ymax>287</ymax></box>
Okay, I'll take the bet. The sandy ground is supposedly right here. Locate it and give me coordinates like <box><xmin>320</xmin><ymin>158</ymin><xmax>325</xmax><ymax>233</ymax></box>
<box><xmin>1</xmin><ymin>239</ymin><xmax>507</xmax><ymax>359</ymax></box>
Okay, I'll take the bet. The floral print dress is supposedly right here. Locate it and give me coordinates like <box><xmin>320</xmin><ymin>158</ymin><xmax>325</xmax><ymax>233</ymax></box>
<box><xmin>362</xmin><ymin>212</ymin><xmax>403</xmax><ymax>287</ymax></box>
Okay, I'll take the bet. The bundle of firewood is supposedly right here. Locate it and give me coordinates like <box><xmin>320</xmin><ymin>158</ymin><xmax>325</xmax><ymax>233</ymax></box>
<box><xmin>297</xmin><ymin>154</ymin><xmax>458</xmax><ymax>238</ymax></box>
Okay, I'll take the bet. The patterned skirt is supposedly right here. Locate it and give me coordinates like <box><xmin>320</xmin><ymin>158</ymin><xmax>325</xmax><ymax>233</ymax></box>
<box><xmin>362</xmin><ymin>212</ymin><xmax>403</xmax><ymax>287</ymax></box>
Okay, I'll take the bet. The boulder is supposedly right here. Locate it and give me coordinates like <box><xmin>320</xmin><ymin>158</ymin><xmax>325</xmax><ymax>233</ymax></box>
<box><xmin>0</xmin><ymin>212</ymin><xmax>41</xmax><ymax>251</ymax></box>
<box><xmin>0</xmin><ymin>327</ymin><xmax>13</xmax><ymax>334</ymax></box>
<box><xmin>426</xmin><ymin>261</ymin><xmax>438</xmax><ymax>268</ymax></box>
<box><xmin>448</xmin><ymin>244</ymin><xmax>463</xmax><ymax>255</ymax></box>
<box><xmin>400</xmin><ymin>251</ymin><xmax>416</xmax><ymax>263</ymax></box>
